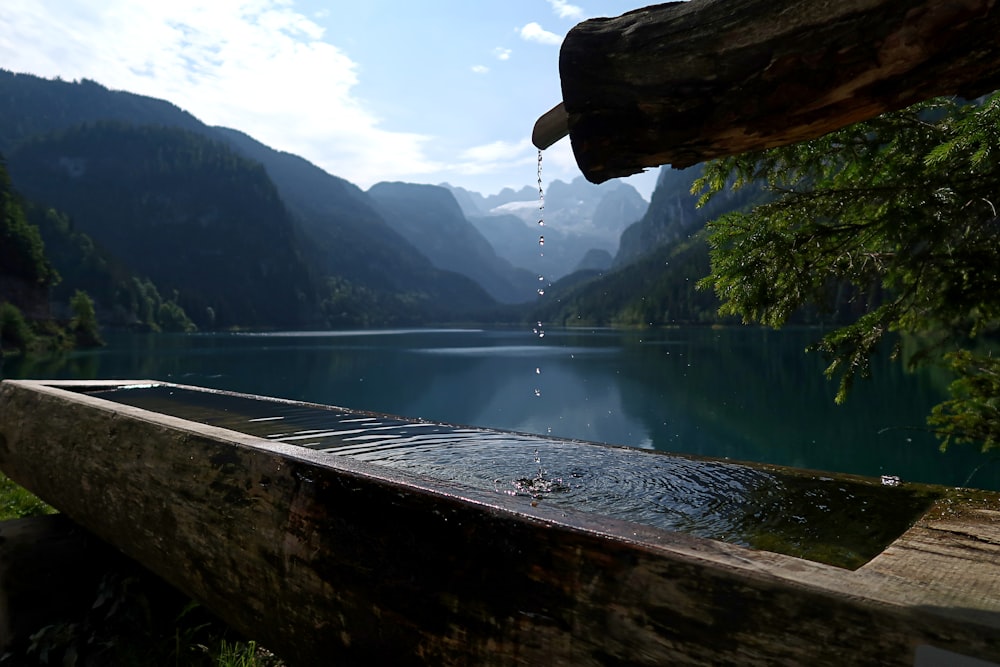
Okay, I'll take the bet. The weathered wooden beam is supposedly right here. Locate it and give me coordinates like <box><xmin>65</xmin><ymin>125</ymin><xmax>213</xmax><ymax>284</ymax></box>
<box><xmin>554</xmin><ymin>0</ymin><xmax>1000</xmax><ymax>182</ymax></box>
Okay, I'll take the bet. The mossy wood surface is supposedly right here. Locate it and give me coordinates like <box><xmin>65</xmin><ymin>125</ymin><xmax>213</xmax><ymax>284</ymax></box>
<box><xmin>1</xmin><ymin>380</ymin><xmax>999</xmax><ymax>666</ymax></box>
<box><xmin>560</xmin><ymin>0</ymin><xmax>1000</xmax><ymax>182</ymax></box>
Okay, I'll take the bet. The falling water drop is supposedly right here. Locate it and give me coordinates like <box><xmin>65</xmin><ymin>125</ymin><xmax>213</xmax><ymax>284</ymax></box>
<box><xmin>538</xmin><ymin>235</ymin><xmax>545</xmax><ymax>247</ymax></box>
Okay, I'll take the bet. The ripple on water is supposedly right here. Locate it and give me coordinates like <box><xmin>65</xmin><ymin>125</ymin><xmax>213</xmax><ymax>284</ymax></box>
<box><xmin>88</xmin><ymin>385</ymin><xmax>939</xmax><ymax>569</ymax></box>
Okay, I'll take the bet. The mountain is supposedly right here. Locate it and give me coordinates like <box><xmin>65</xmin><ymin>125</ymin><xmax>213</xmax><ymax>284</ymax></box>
<box><xmin>8</xmin><ymin>122</ymin><xmax>318</xmax><ymax>328</ymax></box>
<box><xmin>541</xmin><ymin>177</ymin><xmax>645</xmax><ymax>240</ymax></box>
<box><xmin>467</xmin><ymin>213</ymin><xmax>610</xmax><ymax>284</ymax></box>
<box><xmin>615</xmin><ymin>165</ymin><xmax>765</xmax><ymax>267</ymax></box>
<box><xmin>530</xmin><ymin>233</ymin><xmax>724</xmax><ymax>328</ymax></box>
<box><xmin>528</xmin><ymin>166</ymin><xmax>769</xmax><ymax>327</ymax></box>
<box><xmin>574</xmin><ymin>249</ymin><xmax>613</xmax><ymax>273</ymax></box>
<box><xmin>367</xmin><ymin>182</ymin><xmax>537</xmax><ymax>303</ymax></box>
<box><xmin>442</xmin><ymin>176</ymin><xmax>649</xmax><ymax>281</ymax></box>
<box><xmin>0</xmin><ymin>70</ymin><xmax>496</xmax><ymax>326</ymax></box>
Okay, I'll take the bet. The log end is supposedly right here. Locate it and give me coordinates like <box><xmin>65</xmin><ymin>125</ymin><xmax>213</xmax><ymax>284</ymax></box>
<box><xmin>532</xmin><ymin>103</ymin><xmax>570</xmax><ymax>150</ymax></box>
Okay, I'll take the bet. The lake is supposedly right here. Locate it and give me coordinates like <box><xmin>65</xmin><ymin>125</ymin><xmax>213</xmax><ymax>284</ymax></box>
<box><xmin>3</xmin><ymin>326</ymin><xmax>997</xmax><ymax>491</ymax></box>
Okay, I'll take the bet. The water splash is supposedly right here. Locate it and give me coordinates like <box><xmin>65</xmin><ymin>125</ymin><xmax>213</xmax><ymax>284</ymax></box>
<box><xmin>513</xmin><ymin>448</ymin><xmax>569</xmax><ymax>499</ymax></box>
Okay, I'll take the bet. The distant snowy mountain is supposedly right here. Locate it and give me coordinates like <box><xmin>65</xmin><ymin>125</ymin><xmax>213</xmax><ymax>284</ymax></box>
<box><xmin>441</xmin><ymin>175</ymin><xmax>651</xmax><ymax>280</ymax></box>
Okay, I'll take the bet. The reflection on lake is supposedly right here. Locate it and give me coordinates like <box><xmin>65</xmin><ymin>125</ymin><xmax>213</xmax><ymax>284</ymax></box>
<box><xmin>4</xmin><ymin>326</ymin><xmax>997</xmax><ymax>491</ymax></box>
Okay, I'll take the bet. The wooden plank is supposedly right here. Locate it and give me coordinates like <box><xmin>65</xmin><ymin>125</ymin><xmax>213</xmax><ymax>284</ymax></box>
<box><xmin>556</xmin><ymin>0</ymin><xmax>1000</xmax><ymax>182</ymax></box>
<box><xmin>2</xmin><ymin>379</ymin><xmax>1000</xmax><ymax>665</ymax></box>
<box><xmin>862</xmin><ymin>499</ymin><xmax>1000</xmax><ymax>612</ymax></box>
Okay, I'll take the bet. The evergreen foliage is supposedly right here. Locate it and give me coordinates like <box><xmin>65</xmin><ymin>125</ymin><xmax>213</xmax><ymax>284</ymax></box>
<box><xmin>0</xmin><ymin>157</ymin><xmax>57</xmax><ymax>289</ymax></box>
<box><xmin>9</xmin><ymin>121</ymin><xmax>318</xmax><ymax>329</ymax></box>
<box><xmin>696</xmin><ymin>93</ymin><xmax>1000</xmax><ymax>451</ymax></box>
<box><xmin>529</xmin><ymin>233</ymin><xmax>727</xmax><ymax>327</ymax></box>
<box><xmin>0</xmin><ymin>302</ymin><xmax>35</xmax><ymax>354</ymax></box>
<box><xmin>69</xmin><ymin>289</ymin><xmax>103</xmax><ymax>347</ymax></box>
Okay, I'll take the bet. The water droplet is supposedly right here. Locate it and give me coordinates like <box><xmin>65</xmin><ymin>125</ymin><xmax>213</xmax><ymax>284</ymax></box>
<box><xmin>535</xmin><ymin>367</ymin><xmax>541</xmax><ymax>375</ymax></box>
<box><xmin>538</xmin><ymin>236</ymin><xmax>545</xmax><ymax>246</ymax></box>
<box><xmin>538</xmin><ymin>275</ymin><xmax>544</xmax><ymax>282</ymax></box>
<box><xmin>537</xmin><ymin>219</ymin><xmax>545</xmax><ymax>226</ymax></box>
<box><xmin>534</xmin><ymin>388</ymin><xmax>541</xmax><ymax>397</ymax></box>
<box><xmin>537</xmin><ymin>288</ymin><xmax>545</xmax><ymax>296</ymax></box>
<box><xmin>538</xmin><ymin>332</ymin><xmax>545</xmax><ymax>338</ymax></box>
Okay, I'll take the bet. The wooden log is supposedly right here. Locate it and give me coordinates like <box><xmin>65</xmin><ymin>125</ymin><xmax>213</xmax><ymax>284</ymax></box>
<box><xmin>2</xmin><ymin>380</ymin><xmax>1000</xmax><ymax>666</ymax></box>
<box><xmin>531</xmin><ymin>102</ymin><xmax>569</xmax><ymax>150</ymax></box>
<box><xmin>557</xmin><ymin>0</ymin><xmax>1000</xmax><ymax>182</ymax></box>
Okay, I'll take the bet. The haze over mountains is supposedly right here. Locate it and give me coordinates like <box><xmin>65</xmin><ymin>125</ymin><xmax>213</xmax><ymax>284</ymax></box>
<box><xmin>2</xmin><ymin>68</ymin><xmax>756</xmax><ymax>333</ymax></box>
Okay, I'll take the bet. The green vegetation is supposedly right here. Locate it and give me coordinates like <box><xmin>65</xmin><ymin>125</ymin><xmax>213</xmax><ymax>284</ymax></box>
<box><xmin>0</xmin><ymin>302</ymin><xmax>36</xmax><ymax>355</ymax></box>
<box><xmin>9</xmin><ymin>122</ymin><xmax>318</xmax><ymax>330</ymax></box>
<box><xmin>696</xmin><ymin>93</ymin><xmax>1000</xmax><ymax>452</ymax></box>
<box><xmin>23</xmin><ymin>201</ymin><xmax>196</xmax><ymax>333</ymax></box>
<box><xmin>531</xmin><ymin>234</ymin><xmax>727</xmax><ymax>327</ymax></box>
<box><xmin>69</xmin><ymin>289</ymin><xmax>103</xmax><ymax>347</ymax></box>
<box><xmin>0</xmin><ymin>471</ymin><xmax>54</xmax><ymax>520</ymax></box>
<box><xmin>0</xmin><ymin>156</ymin><xmax>57</xmax><ymax>290</ymax></box>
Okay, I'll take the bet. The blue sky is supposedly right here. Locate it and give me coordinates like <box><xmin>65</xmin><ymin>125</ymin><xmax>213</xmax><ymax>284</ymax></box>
<box><xmin>1</xmin><ymin>0</ymin><xmax>662</xmax><ymax>199</ymax></box>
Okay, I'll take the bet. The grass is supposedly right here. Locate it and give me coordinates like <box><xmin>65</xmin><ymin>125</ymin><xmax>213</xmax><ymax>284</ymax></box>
<box><xmin>0</xmin><ymin>471</ymin><xmax>55</xmax><ymax>520</ymax></box>
<box><xmin>0</xmin><ymin>472</ymin><xmax>285</xmax><ymax>666</ymax></box>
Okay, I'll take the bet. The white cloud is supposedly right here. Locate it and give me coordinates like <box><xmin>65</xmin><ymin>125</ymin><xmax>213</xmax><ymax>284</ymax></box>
<box><xmin>454</xmin><ymin>138</ymin><xmax>537</xmax><ymax>175</ymax></box>
<box><xmin>519</xmin><ymin>22</ymin><xmax>562</xmax><ymax>46</ymax></box>
<box><xmin>493</xmin><ymin>47</ymin><xmax>512</xmax><ymax>61</ymax></box>
<box><xmin>460</xmin><ymin>138</ymin><xmax>533</xmax><ymax>164</ymax></box>
<box><xmin>471</xmin><ymin>64</ymin><xmax>489</xmax><ymax>74</ymax></box>
<box><xmin>0</xmin><ymin>0</ymin><xmax>443</xmax><ymax>188</ymax></box>
<box><xmin>547</xmin><ymin>0</ymin><xmax>585</xmax><ymax>20</ymax></box>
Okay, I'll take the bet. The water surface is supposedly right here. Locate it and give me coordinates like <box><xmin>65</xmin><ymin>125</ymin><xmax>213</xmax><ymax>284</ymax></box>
<box><xmin>85</xmin><ymin>383</ymin><xmax>939</xmax><ymax>569</ymax></box>
<box><xmin>4</xmin><ymin>326</ymin><xmax>997</xmax><ymax>490</ymax></box>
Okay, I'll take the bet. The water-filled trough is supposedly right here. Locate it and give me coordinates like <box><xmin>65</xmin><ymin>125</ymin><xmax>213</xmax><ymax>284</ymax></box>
<box><xmin>1</xmin><ymin>379</ymin><xmax>998</xmax><ymax>666</ymax></box>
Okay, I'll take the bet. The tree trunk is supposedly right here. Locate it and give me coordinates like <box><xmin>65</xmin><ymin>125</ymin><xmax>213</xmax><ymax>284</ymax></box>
<box><xmin>555</xmin><ymin>0</ymin><xmax>1000</xmax><ymax>182</ymax></box>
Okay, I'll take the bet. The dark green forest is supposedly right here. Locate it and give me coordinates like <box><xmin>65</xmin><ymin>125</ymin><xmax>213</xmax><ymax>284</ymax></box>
<box><xmin>0</xmin><ymin>70</ymin><xmax>500</xmax><ymax>331</ymax></box>
<box><xmin>9</xmin><ymin>121</ymin><xmax>318</xmax><ymax>329</ymax></box>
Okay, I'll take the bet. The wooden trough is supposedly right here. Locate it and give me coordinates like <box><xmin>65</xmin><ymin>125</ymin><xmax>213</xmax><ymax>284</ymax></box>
<box><xmin>1</xmin><ymin>379</ymin><xmax>1000</xmax><ymax>666</ymax></box>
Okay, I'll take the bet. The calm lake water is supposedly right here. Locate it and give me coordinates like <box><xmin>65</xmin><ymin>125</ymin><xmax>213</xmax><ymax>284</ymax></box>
<box><xmin>4</xmin><ymin>326</ymin><xmax>998</xmax><ymax>491</ymax></box>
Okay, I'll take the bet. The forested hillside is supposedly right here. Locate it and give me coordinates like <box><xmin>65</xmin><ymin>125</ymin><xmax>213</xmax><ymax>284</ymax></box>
<box><xmin>529</xmin><ymin>234</ymin><xmax>725</xmax><ymax>327</ymax></box>
<box><xmin>9</xmin><ymin>122</ymin><xmax>318</xmax><ymax>329</ymax></box>
<box><xmin>367</xmin><ymin>182</ymin><xmax>537</xmax><ymax>304</ymax></box>
<box><xmin>24</xmin><ymin>200</ymin><xmax>195</xmax><ymax>332</ymax></box>
<box><xmin>527</xmin><ymin>165</ymin><xmax>759</xmax><ymax>327</ymax></box>
<box><xmin>0</xmin><ymin>158</ymin><xmax>56</xmax><ymax>321</ymax></box>
<box><xmin>0</xmin><ymin>70</ymin><xmax>497</xmax><ymax>327</ymax></box>
<box><xmin>527</xmin><ymin>161</ymin><xmax>852</xmax><ymax>328</ymax></box>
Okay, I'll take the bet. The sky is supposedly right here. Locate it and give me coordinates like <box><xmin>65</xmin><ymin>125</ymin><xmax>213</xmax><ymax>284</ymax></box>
<box><xmin>0</xmin><ymin>0</ymin><xmax>662</xmax><ymax>200</ymax></box>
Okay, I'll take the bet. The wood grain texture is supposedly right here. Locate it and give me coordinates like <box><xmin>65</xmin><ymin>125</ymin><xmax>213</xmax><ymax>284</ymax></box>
<box><xmin>2</xmin><ymin>380</ymin><xmax>1000</xmax><ymax>666</ymax></box>
<box><xmin>559</xmin><ymin>0</ymin><xmax>1000</xmax><ymax>182</ymax></box>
